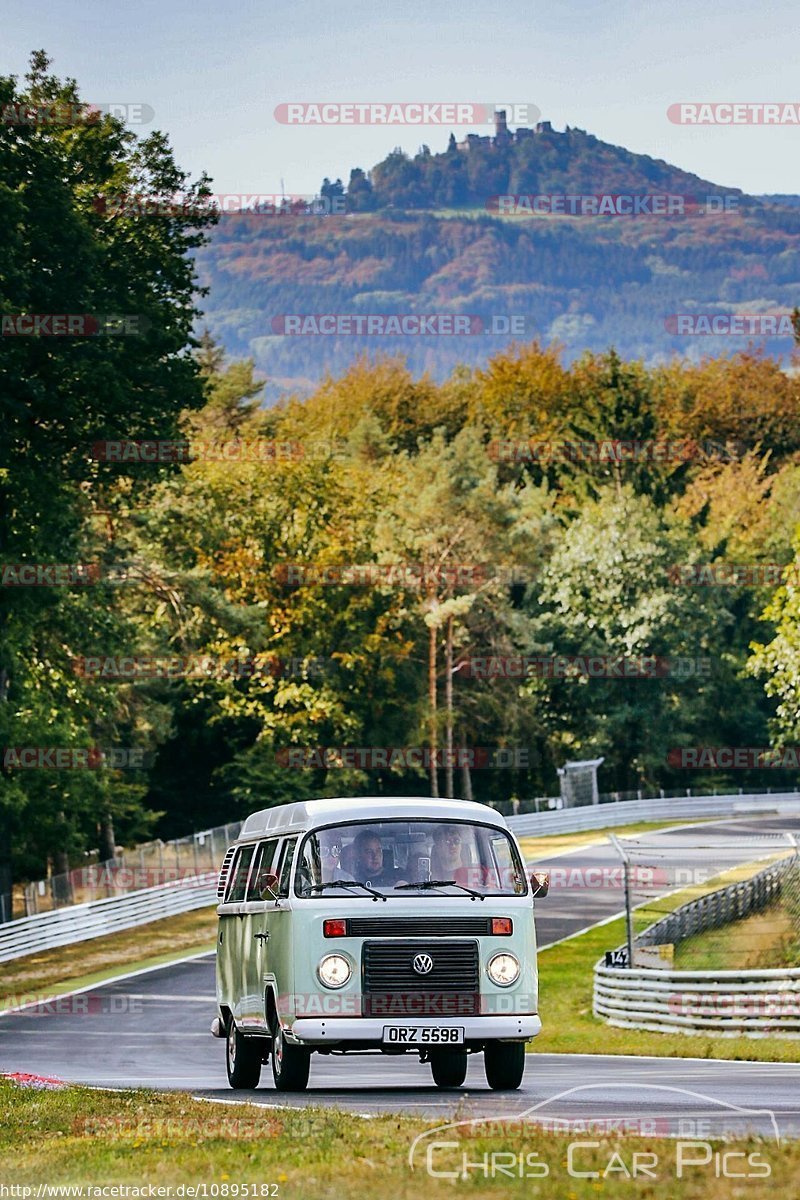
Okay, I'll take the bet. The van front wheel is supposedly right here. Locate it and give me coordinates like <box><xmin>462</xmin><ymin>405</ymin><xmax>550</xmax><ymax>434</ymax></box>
<box><xmin>226</xmin><ymin>1020</ymin><xmax>262</xmax><ymax>1089</ymax></box>
<box><xmin>484</xmin><ymin>1041</ymin><xmax>525</xmax><ymax>1090</ymax></box>
<box><xmin>271</xmin><ymin>1023</ymin><xmax>311</xmax><ymax>1092</ymax></box>
<box><xmin>430</xmin><ymin>1049</ymin><xmax>468</xmax><ymax>1088</ymax></box>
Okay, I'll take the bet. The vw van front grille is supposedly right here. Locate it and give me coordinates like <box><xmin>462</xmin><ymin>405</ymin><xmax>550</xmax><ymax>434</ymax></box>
<box><xmin>362</xmin><ymin>939</ymin><xmax>480</xmax><ymax>1016</ymax></box>
<box><xmin>349</xmin><ymin>917</ymin><xmax>493</xmax><ymax>937</ymax></box>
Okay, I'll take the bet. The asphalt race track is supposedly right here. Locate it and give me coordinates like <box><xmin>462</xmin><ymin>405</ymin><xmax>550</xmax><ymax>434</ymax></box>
<box><xmin>2</xmin><ymin>815</ymin><xmax>800</xmax><ymax>1136</ymax></box>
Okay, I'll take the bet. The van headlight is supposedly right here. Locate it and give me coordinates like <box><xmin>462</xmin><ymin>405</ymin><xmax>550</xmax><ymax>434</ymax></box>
<box><xmin>487</xmin><ymin>952</ymin><xmax>520</xmax><ymax>987</ymax></box>
<box><xmin>317</xmin><ymin>954</ymin><xmax>352</xmax><ymax>989</ymax></box>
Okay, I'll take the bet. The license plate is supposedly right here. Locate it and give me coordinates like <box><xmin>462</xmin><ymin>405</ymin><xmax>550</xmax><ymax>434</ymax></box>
<box><xmin>382</xmin><ymin>1025</ymin><xmax>465</xmax><ymax>1045</ymax></box>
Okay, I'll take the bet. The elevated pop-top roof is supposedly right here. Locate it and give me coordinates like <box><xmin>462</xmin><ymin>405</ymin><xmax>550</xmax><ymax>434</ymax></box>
<box><xmin>237</xmin><ymin>796</ymin><xmax>508</xmax><ymax>841</ymax></box>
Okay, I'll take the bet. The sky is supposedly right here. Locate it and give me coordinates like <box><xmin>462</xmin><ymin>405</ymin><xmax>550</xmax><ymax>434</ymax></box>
<box><xmin>4</xmin><ymin>0</ymin><xmax>800</xmax><ymax>197</ymax></box>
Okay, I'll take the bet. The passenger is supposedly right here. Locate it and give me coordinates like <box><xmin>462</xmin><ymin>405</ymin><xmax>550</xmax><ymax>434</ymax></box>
<box><xmin>430</xmin><ymin>825</ymin><xmax>492</xmax><ymax>889</ymax></box>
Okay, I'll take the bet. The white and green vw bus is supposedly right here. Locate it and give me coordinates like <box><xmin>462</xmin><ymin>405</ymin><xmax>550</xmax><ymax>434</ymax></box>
<box><xmin>212</xmin><ymin>797</ymin><xmax>548</xmax><ymax>1092</ymax></box>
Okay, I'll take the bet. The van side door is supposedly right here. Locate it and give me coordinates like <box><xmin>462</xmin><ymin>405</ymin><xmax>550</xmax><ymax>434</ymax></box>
<box><xmin>239</xmin><ymin>837</ymin><xmax>281</xmax><ymax>1030</ymax></box>
<box><xmin>257</xmin><ymin>836</ymin><xmax>298</xmax><ymax>1032</ymax></box>
<box><xmin>217</xmin><ymin>842</ymin><xmax>257</xmax><ymax>1023</ymax></box>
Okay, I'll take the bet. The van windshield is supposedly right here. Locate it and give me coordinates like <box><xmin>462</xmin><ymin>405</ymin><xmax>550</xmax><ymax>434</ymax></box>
<box><xmin>294</xmin><ymin>820</ymin><xmax>527</xmax><ymax>897</ymax></box>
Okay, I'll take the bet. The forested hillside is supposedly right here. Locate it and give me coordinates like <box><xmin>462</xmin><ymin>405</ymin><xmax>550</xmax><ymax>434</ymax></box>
<box><xmin>195</xmin><ymin>126</ymin><xmax>800</xmax><ymax>396</ymax></box>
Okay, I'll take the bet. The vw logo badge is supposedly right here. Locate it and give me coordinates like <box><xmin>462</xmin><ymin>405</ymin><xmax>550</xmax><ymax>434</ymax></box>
<box><xmin>412</xmin><ymin>952</ymin><xmax>434</xmax><ymax>976</ymax></box>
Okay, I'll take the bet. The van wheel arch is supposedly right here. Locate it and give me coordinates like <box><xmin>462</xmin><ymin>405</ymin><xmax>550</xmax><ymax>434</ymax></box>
<box><xmin>265</xmin><ymin>987</ymin><xmax>278</xmax><ymax>1036</ymax></box>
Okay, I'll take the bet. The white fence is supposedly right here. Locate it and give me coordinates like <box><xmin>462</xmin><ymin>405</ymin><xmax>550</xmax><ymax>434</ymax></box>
<box><xmin>2</xmin><ymin>790</ymin><xmax>800</xmax><ymax>965</ymax></box>
<box><xmin>594</xmin><ymin>963</ymin><xmax>800</xmax><ymax>1037</ymax></box>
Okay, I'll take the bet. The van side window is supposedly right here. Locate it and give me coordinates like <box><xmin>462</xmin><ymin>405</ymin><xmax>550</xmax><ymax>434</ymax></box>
<box><xmin>245</xmin><ymin>839</ymin><xmax>280</xmax><ymax>901</ymax></box>
<box><xmin>225</xmin><ymin>844</ymin><xmax>256</xmax><ymax>904</ymax></box>
<box><xmin>277</xmin><ymin>837</ymin><xmax>298</xmax><ymax>897</ymax></box>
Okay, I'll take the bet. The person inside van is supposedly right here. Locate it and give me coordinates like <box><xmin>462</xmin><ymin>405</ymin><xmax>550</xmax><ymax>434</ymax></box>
<box><xmin>430</xmin><ymin>824</ymin><xmax>493</xmax><ymax>889</ymax></box>
<box><xmin>346</xmin><ymin>829</ymin><xmax>401</xmax><ymax>888</ymax></box>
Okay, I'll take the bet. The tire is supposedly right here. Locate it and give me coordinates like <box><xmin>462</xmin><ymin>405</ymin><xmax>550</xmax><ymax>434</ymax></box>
<box><xmin>226</xmin><ymin>1019</ymin><xmax>262</xmax><ymax>1089</ymax></box>
<box><xmin>430</xmin><ymin>1049</ymin><xmax>468</xmax><ymax>1089</ymax></box>
<box><xmin>271</xmin><ymin>1021</ymin><xmax>311</xmax><ymax>1092</ymax></box>
<box><xmin>484</xmin><ymin>1041</ymin><xmax>526</xmax><ymax>1091</ymax></box>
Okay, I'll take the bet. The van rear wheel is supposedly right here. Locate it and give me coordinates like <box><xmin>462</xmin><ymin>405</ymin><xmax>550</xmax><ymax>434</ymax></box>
<box><xmin>430</xmin><ymin>1049</ymin><xmax>468</xmax><ymax>1088</ymax></box>
<box><xmin>226</xmin><ymin>1019</ymin><xmax>262</xmax><ymax>1089</ymax></box>
<box><xmin>484</xmin><ymin>1041</ymin><xmax>525</xmax><ymax>1090</ymax></box>
<box><xmin>271</xmin><ymin>1022</ymin><xmax>311</xmax><ymax>1092</ymax></box>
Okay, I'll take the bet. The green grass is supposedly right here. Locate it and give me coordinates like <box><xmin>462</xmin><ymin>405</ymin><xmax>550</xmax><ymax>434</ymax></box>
<box><xmin>0</xmin><ymin>906</ymin><xmax>217</xmax><ymax>1008</ymax></box>
<box><xmin>534</xmin><ymin>861</ymin><xmax>800</xmax><ymax>1062</ymax></box>
<box><xmin>0</xmin><ymin>1080</ymin><xmax>796</xmax><ymax>1196</ymax></box>
<box><xmin>673</xmin><ymin>901</ymin><xmax>800</xmax><ymax>971</ymax></box>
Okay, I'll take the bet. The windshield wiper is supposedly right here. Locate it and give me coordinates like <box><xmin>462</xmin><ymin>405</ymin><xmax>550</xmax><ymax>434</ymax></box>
<box><xmin>310</xmin><ymin>879</ymin><xmax>387</xmax><ymax>901</ymax></box>
<box><xmin>395</xmin><ymin>879</ymin><xmax>485</xmax><ymax>901</ymax></box>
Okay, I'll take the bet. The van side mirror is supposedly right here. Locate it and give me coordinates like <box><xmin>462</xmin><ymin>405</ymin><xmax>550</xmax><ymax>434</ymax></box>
<box><xmin>530</xmin><ymin>870</ymin><xmax>549</xmax><ymax>899</ymax></box>
<box><xmin>259</xmin><ymin>871</ymin><xmax>280</xmax><ymax>900</ymax></box>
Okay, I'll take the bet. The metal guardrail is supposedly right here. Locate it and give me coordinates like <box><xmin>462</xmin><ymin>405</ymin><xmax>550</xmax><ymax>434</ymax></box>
<box><xmin>593</xmin><ymin>855</ymin><xmax>800</xmax><ymax>1037</ymax></box>
<box><xmin>594</xmin><ymin>964</ymin><xmax>800</xmax><ymax>1037</ymax></box>
<box><xmin>0</xmin><ymin>874</ymin><xmax>218</xmax><ymax>965</ymax></box>
<box><xmin>509</xmin><ymin>792</ymin><xmax>800</xmax><ymax>836</ymax></box>
<box><xmin>638</xmin><ymin>857</ymin><xmax>797</xmax><ymax>948</ymax></box>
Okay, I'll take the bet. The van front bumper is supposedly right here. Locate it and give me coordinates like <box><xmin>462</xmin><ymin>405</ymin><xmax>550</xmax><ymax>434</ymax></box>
<box><xmin>288</xmin><ymin>1014</ymin><xmax>542</xmax><ymax>1044</ymax></box>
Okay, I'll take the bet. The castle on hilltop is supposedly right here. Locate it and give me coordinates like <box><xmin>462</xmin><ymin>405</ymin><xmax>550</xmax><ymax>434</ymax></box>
<box><xmin>456</xmin><ymin>109</ymin><xmax>554</xmax><ymax>152</ymax></box>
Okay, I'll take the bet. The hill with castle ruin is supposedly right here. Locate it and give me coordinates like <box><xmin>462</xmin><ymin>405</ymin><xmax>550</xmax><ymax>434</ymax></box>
<box><xmin>194</xmin><ymin>119</ymin><xmax>800</xmax><ymax>400</ymax></box>
<box><xmin>325</xmin><ymin>113</ymin><xmax>736</xmax><ymax>212</ymax></box>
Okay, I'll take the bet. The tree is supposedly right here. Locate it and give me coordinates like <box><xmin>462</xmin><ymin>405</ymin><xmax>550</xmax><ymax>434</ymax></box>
<box><xmin>0</xmin><ymin>51</ymin><xmax>215</xmax><ymax>908</ymax></box>
<box><xmin>346</xmin><ymin>168</ymin><xmax>375</xmax><ymax>212</ymax></box>
<box><xmin>526</xmin><ymin>486</ymin><xmax>740</xmax><ymax>788</ymax></box>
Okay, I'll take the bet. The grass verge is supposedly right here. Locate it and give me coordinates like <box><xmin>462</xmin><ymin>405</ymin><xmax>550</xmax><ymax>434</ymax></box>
<box><xmin>0</xmin><ymin>907</ymin><xmax>217</xmax><ymax>1007</ymax></box>
<box><xmin>0</xmin><ymin>1079</ymin><xmax>795</xmax><ymax>1196</ymax></box>
<box><xmin>534</xmin><ymin>863</ymin><xmax>800</xmax><ymax>1062</ymax></box>
<box><xmin>673</xmin><ymin>901</ymin><xmax>800</xmax><ymax>971</ymax></box>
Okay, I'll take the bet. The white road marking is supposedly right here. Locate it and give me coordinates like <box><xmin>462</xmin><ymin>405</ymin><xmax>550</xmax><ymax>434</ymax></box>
<box><xmin>0</xmin><ymin>950</ymin><xmax>215</xmax><ymax>1019</ymax></box>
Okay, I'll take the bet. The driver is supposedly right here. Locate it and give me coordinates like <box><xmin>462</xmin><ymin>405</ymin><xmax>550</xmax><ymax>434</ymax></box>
<box><xmin>347</xmin><ymin>829</ymin><xmax>400</xmax><ymax>888</ymax></box>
